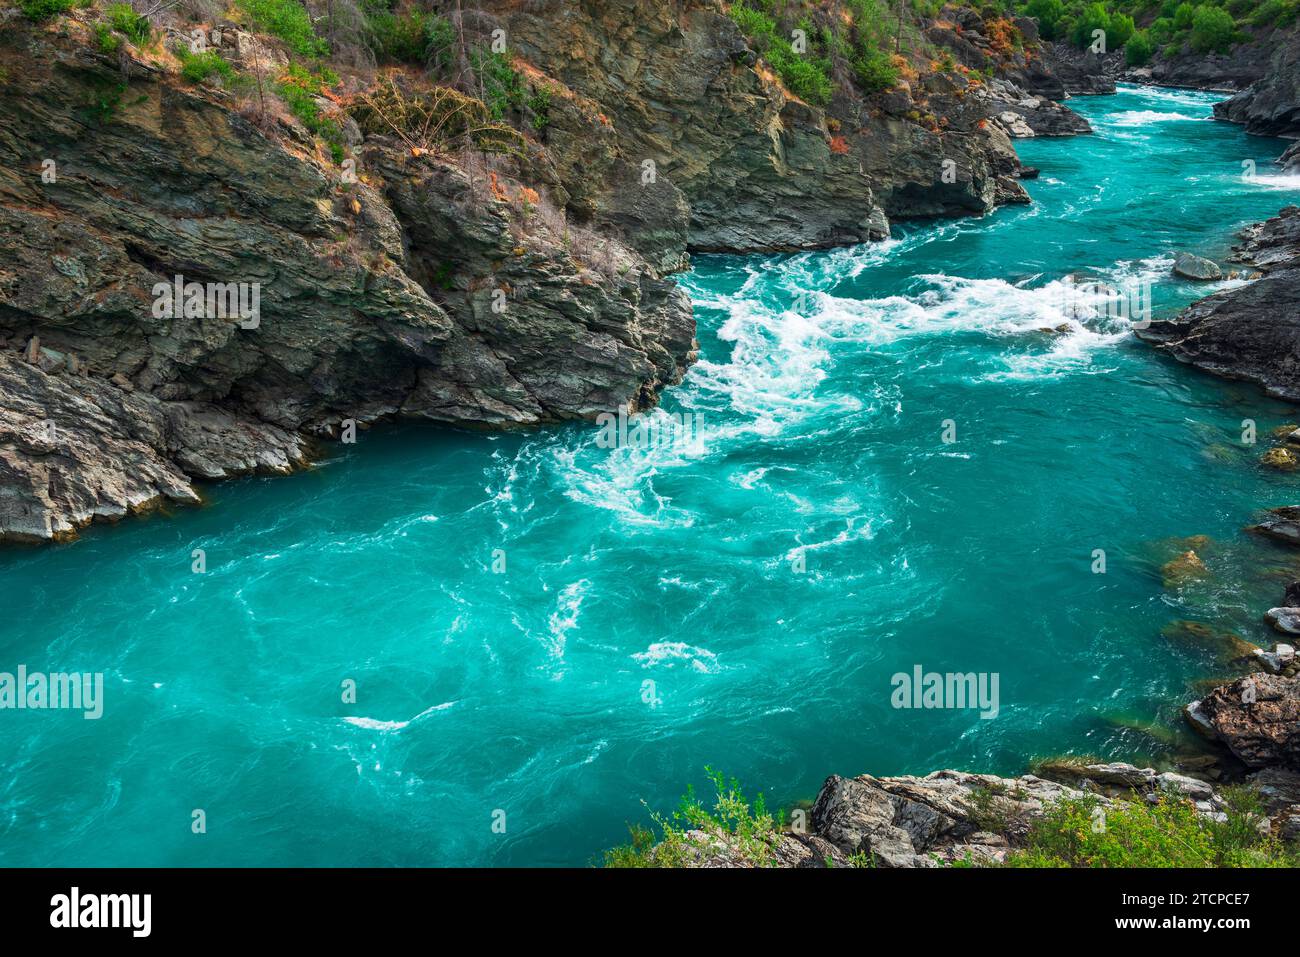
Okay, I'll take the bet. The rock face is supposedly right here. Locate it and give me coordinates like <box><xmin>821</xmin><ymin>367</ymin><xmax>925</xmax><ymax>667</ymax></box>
<box><xmin>1187</xmin><ymin>675</ymin><xmax>1300</xmax><ymax>770</ymax></box>
<box><xmin>1039</xmin><ymin>42</ymin><xmax>1120</xmax><ymax>94</ymax></box>
<box><xmin>1142</xmin><ymin>44</ymin><xmax>1278</xmax><ymax>93</ymax></box>
<box><xmin>492</xmin><ymin>0</ymin><xmax>1039</xmax><ymax>253</ymax></box>
<box><xmin>1215</xmin><ymin>30</ymin><xmax>1300</xmax><ymax>137</ymax></box>
<box><xmin>1137</xmin><ymin>207</ymin><xmax>1300</xmax><ymax>401</ymax></box>
<box><xmin>0</xmin><ymin>23</ymin><xmax>694</xmax><ymax>542</ymax></box>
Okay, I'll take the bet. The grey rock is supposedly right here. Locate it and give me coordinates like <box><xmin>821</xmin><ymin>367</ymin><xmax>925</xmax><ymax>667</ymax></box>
<box><xmin>1155</xmin><ymin>772</ymin><xmax>1215</xmax><ymax>801</ymax></box>
<box><xmin>1255</xmin><ymin>643</ymin><xmax>1297</xmax><ymax>675</ymax></box>
<box><xmin>1173</xmin><ymin>251</ymin><xmax>1223</xmax><ymax>280</ymax></box>
<box><xmin>1266</xmin><ymin>608</ymin><xmax>1300</xmax><ymax>636</ymax></box>
<box><xmin>1250</xmin><ymin>506</ymin><xmax>1300</xmax><ymax>546</ymax></box>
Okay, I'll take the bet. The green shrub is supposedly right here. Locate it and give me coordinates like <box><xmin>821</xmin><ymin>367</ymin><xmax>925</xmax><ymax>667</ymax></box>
<box><xmin>603</xmin><ymin>767</ymin><xmax>784</xmax><ymax>868</ymax></box>
<box><xmin>94</xmin><ymin>22</ymin><xmax>122</xmax><ymax>53</ymax></box>
<box><xmin>773</xmin><ymin>49</ymin><xmax>835</xmax><ymax>103</ymax></box>
<box><xmin>470</xmin><ymin>49</ymin><xmax>525</xmax><ymax>120</ymax></box>
<box><xmin>176</xmin><ymin>48</ymin><xmax>236</xmax><ymax>85</ymax></box>
<box><xmin>1108</xmin><ymin>12</ymin><xmax>1136</xmax><ymax>47</ymax></box>
<box><xmin>1125</xmin><ymin>29</ymin><xmax>1154</xmax><ymax>65</ymax></box>
<box><xmin>525</xmin><ymin>84</ymin><xmax>551</xmax><ymax>131</ymax></box>
<box><xmin>1071</xmin><ymin>2</ymin><xmax>1111</xmax><ymax>49</ymax></box>
<box><xmin>1024</xmin><ymin>0</ymin><xmax>1066</xmax><ymax>39</ymax></box>
<box><xmin>423</xmin><ymin>11</ymin><xmax>455</xmax><ymax>74</ymax></box>
<box><xmin>1148</xmin><ymin>15</ymin><xmax>1175</xmax><ymax>43</ymax></box>
<box><xmin>1003</xmin><ymin>790</ymin><xmax>1298</xmax><ymax>868</ymax></box>
<box><xmin>728</xmin><ymin>1</ymin><xmax>834</xmax><ymax>105</ymax></box>
<box><xmin>853</xmin><ymin>49</ymin><xmax>899</xmax><ymax>92</ymax></box>
<box><xmin>1250</xmin><ymin>0</ymin><xmax>1299</xmax><ymax>27</ymax></box>
<box><xmin>237</xmin><ymin>0</ymin><xmax>328</xmax><ymax>57</ymax></box>
<box><xmin>279</xmin><ymin>63</ymin><xmax>344</xmax><ymax>161</ymax></box>
<box><xmin>105</xmin><ymin>2</ymin><xmax>152</xmax><ymax>46</ymax></box>
<box><xmin>1173</xmin><ymin>2</ymin><xmax>1196</xmax><ymax>30</ymax></box>
<box><xmin>368</xmin><ymin>9</ymin><xmax>453</xmax><ymax>67</ymax></box>
<box><xmin>19</xmin><ymin>0</ymin><xmax>75</xmax><ymax>20</ymax></box>
<box><xmin>1190</xmin><ymin>5</ymin><xmax>1237</xmax><ymax>53</ymax></box>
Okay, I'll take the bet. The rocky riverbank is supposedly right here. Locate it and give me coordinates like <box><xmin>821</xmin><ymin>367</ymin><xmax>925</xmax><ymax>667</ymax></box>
<box><xmin>645</xmin><ymin>670</ymin><xmax>1300</xmax><ymax>867</ymax></box>
<box><xmin>1137</xmin><ymin>206</ymin><xmax>1300</xmax><ymax>401</ymax></box>
<box><xmin>649</xmin><ymin>752</ymin><xmax>1300</xmax><ymax>867</ymax></box>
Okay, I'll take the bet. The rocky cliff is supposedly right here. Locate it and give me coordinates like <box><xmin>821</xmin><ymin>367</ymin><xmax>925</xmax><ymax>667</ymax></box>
<box><xmin>1214</xmin><ymin>28</ymin><xmax>1300</xmax><ymax>145</ymax></box>
<box><xmin>490</xmin><ymin>0</ymin><xmax>1040</xmax><ymax>252</ymax></box>
<box><xmin>0</xmin><ymin>1</ymin><xmax>1090</xmax><ymax>543</ymax></box>
<box><xmin>0</xmin><ymin>16</ymin><xmax>698</xmax><ymax>542</ymax></box>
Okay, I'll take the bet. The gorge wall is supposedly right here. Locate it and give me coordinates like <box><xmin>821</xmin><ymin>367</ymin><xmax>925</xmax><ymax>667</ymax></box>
<box><xmin>0</xmin><ymin>1</ymin><xmax>1063</xmax><ymax>543</ymax></box>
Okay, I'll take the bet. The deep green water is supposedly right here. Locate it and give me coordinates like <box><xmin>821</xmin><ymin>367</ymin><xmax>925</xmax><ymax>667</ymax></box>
<box><xmin>4</xmin><ymin>85</ymin><xmax>1300</xmax><ymax>867</ymax></box>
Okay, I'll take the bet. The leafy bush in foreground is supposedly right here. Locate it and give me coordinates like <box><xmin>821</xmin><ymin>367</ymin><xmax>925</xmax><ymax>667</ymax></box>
<box><xmin>603</xmin><ymin>767</ymin><xmax>784</xmax><ymax>867</ymax></box>
<box><xmin>1002</xmin><ymin>789</ymin><xmax>1298</xmax><ymax>868</ymax></box>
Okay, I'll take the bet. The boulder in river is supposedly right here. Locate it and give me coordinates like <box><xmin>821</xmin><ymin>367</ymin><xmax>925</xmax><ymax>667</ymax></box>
<box><xmin>1173</xmin><ymin>251</ymin><xmax>1223</xmax><ymax>281</ymax></box>
<box><xmin>1266</xmin><ymin>607</ymin><xmax>1300</xmax><ymax>636</ymax></box>
<box><xmin>1186</xmin><ymin>674</ymin><xmax>1300</xmax><ymax>769</ymax></box>
<box><xmin>1137</xmin><ymin>208</ymin><xmax>1300</xmax><ymax>402</ymax></box>
<box><xmin>1249</xmin><ymin>507</ymin><xmax>1300</xmax><ymax>545</ymax></box>
<box><xmin>1255</xmin><ymin>643</ymin><xmax>1297</xmax><ymax>675</ymax></box>
<box><xmin>1261</xmin><ymin>446</ymin><xmax>1300</xmax><ymax>470</ymax></box>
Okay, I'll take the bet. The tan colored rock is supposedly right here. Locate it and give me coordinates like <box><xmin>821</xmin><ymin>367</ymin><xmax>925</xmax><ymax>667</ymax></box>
<box><xmin>1262</xmin><ymin>446</ymin><xmax>1299</xmax><ymax>469</ymax></box>
<box><xmin>1162</xmin><ymin>550</ymin><xmax>1210</xmax><ymax>588</ymax></box>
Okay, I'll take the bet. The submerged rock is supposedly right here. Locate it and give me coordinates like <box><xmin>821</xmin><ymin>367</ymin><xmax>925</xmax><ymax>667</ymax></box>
<box><xmin>1162</xmin><ymin>550</ymin><xmax>1210</xmax><ymax>588</ymax></box>
<box><xmin>1262</xmin><ymin>447</ymin><xmax>1300</xmax><ymax>470</ymax></box>
<box><xmin>1162</xmin><ymin>620</ymin><xmax>1258</xmax><ymax>663</ymax></box>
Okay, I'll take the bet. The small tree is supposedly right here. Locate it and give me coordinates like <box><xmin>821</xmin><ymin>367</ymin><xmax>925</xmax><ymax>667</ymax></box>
<box><xmin>1190</xmin><ymin>6</ymin><xmax>1236</xmax><ymax>54</ymax></box>
<box><xmin>1125</xmin><ymin>30</ymin><xmax>1154</xmax><ymax>65</ymax></box>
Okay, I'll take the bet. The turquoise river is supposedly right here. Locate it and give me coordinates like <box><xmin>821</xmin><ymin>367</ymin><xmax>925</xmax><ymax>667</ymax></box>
<box><xmin>4</xmin><ymin>85</ymin><xmax>1300</xmax><ymax>866</ymax></box>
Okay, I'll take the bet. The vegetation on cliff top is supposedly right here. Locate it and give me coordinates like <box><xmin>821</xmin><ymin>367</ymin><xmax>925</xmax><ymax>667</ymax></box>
<box><xmin>12</xmin><ymin>0</ymin><xmax>559</xmax><ymax>171</ymax></box>
<box><xmin>726</xmin><ymin>0</ymin><xmax>950</xmax><ymax>104</ymax></box>
<box><xmin>1017</xmin><ymin>0</ymin><xmax>1296</xmax><ymax>64</ymax></box>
